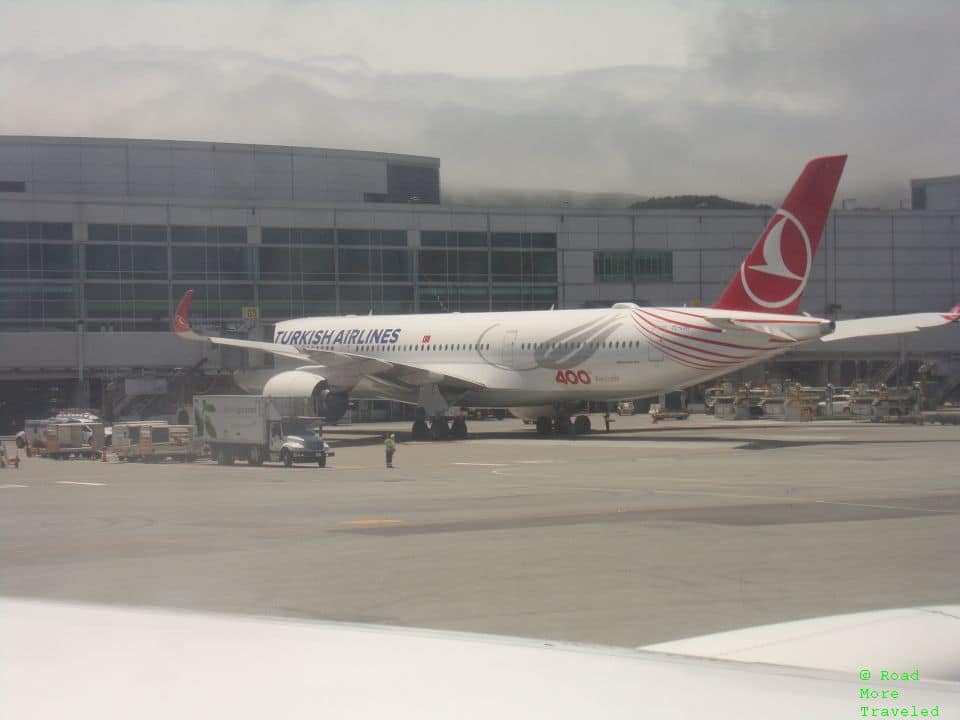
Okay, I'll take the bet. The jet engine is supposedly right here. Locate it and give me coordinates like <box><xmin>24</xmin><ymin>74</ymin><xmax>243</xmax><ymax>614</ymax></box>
<box><xmin>261</xmin><ymin>370</ymin><xmax>350</xmax><ymax>424</ymax></box>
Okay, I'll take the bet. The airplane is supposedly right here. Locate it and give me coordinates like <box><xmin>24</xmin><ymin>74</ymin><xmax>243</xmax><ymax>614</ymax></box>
<box><xmin>173</xmin><ymin>155</ymin><xmax>960</xmax><ymax>438</ymax></box>
<box><xmin>4</xmin><ymin>598</ymin><xmax>960</xmax><ymax>718</ymax></box>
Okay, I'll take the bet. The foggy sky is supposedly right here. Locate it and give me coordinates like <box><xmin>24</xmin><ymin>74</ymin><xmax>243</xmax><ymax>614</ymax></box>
<box><xmin>0</xmin><ymin>0</ymin><xmax>957</xmax><ymax>205</ymax></box>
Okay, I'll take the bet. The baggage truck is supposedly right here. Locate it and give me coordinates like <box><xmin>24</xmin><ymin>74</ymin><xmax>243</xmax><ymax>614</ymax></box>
<box><xmin>113</xmin><ymin>422</ymin><xmax>198</xmax><ymax>462</ymax></box>
<box><xmin>139</xmin><ymin>424</ymin><xmax>199</xmax><ymax>463</ymax></box>
<box><xmin>193</xmin><ymin>395</ymin><xmax>332</xmax><ymax>468</ymax></box>
<box><xmin>112</xmin><ymin>421</ymin><xmax>161</xmax><ymax>461</ymax></box>
<box><xmin>23</xmin><ymin>419</ymin><xmax>50</xmax><ymax>450</ymax></box>
<box><xmin>23</xmin><ymin>413</ymin><xmax>103</xmax><ymax>452</ymax></box>
<box><xmin>45</xmin><ymin>422</ymin><xmax>104</xmax><ymax>459</ymax></box>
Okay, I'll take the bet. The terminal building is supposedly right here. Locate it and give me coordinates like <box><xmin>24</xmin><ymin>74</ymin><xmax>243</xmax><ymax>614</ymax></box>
<box><xmin>1</xmin><ymin>136</ymin><xmax>958</xmax><ymax>426</ymax></box>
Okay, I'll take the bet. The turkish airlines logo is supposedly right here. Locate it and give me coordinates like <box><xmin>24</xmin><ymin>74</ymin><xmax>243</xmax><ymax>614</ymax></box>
<box><xmin>174</xmin><ymin>313</ymin><xmax>189</xmax><ymax>332</ymax></box>
<box><xmin>739</xmin><ymin>209</ymin><xmax>812</xmax><ymax>309</ymax></box>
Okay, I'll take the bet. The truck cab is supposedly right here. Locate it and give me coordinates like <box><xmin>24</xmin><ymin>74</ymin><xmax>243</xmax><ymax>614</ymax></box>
<box><xmin>269</xmin><ymin>418</ymin><xmax>331</xmax><ymax>468</ymax></box>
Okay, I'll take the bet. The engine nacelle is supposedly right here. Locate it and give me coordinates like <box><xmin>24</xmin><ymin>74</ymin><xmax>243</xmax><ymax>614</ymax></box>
<box><xmin>261</xmin><ymin>370</ymin><xmax>350</xmax><ymax>424</ymax></box>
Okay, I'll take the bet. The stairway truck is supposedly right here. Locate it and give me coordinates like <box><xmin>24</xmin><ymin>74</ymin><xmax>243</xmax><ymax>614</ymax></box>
<box><xmin>193</xmin><ymin>395</ymin><xmax>332</xmax><ymax>468</ymax></box>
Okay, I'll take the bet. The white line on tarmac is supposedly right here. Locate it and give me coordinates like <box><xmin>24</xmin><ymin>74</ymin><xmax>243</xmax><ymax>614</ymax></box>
<box><xmin>56</xmin><ymin>481</ymin><xmax>106</xmax><ymax>486</ymax></box>
<box><xmin>454</xmin><ymin>462</ymin><xmax>508</xmax><ymax>467</ymax></box>
<box><xmin>0</xmin><ymin>484</ymin><xmax>28</xmax><ymax>489</ymax></box>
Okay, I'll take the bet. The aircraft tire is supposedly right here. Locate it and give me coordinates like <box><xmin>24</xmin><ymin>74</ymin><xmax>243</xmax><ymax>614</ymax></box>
<box><xmin>431</xmin><ymin>417</ymin><xmax>450</xmax><ymax>440</ymax></box>
<box><xmin>574</xmin><ymin>415</ymin><xmax>592</xmax><ymax>434</ymax></box>
<box><xmin>411</xmin><ymin>419</ymin><xmax>430</xmax><ymax>440</ymax></box>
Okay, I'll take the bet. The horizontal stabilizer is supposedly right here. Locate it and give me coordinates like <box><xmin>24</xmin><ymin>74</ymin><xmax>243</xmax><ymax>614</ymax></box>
<box><xmin>823</xmin><ymin>307</ymin><xmax>960</xmax><ymax>342</ymax></box>
<box><xmin>706</xmin><ymin>318</ymin><xmax>798</xmax><ymax>340</ymax></box>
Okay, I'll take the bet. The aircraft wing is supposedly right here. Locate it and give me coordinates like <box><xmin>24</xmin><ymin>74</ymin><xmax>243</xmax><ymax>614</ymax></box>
<box><xmin>642</xmin><ymin>606</ymin><xmax>960</xmax><ymax>681</ymax></box>
<box><xmin>4</xmin><ymin>599</ymin><xmax>960</xmax><ymax>719</ymax></box>
<box><xmin>172</xmin><ymin>290</ymin><xmax>485</xmax><ymax>391</ymax></box>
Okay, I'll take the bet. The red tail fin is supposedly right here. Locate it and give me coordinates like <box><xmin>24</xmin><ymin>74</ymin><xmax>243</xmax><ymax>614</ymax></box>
<box><xmin>172</xmin><ymin>289</ymin><xmax>195</xmax><ymax>335</ymax></box>
<box><xmin>713</xmin><ymin>155</ymin><xmax>847</xmax><ymax>314</ymax></box>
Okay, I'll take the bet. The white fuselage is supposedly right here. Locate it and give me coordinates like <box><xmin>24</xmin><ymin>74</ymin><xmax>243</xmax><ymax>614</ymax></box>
<box><xmin>269</xmin><ymin>304</ymin><xmax>831</xmax><ymax>407</ymax></box>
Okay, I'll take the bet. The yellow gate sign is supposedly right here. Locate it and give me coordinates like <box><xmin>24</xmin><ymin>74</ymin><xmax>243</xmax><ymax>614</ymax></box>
<box><xmin>242</xmin><ymin>306</ymin><xmax>260</xmax><ymax>320</ymax></box>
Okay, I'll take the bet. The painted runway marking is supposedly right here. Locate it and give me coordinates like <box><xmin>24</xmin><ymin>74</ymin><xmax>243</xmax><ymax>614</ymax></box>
<box><xmin>56</xmin><ymin>481</ymin><xmax>106</xmax><ymax>486</ymax></box>
<box><xmin>0</xmin><ymin>484</ymin><xmax>28</xmax><ymax>489</ymax></box>
<box><xmin>340</xmin><ymin>519</ymin><xmax>406</xmax><ymax>527</ymax></box>
<box><xmin>454</xmin><ymin>462</ymin><xmax>508</xmax><ymax>467</ymax></box>
<box><xmin>516</xmin><ymin>460</ymin><xmax>555</xmax><ymax>464</ymax></box>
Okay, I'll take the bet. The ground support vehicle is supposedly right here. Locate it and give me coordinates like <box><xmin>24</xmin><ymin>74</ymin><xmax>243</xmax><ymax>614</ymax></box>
<box><xmin>194</xmin><ymin>395</ymin><xmax>332</xmax><ymax>468</ymax></box>
<box><xmin>139</xmin><ymin>424</ymin><xmax>199</xmax><ymax>462</ymax></box>
<box><xmin>44</xmin><ymin>422</ymin><xmax>104</xmax><ymax>459</ymax></box>
<box><xmin>112</xmin><ymin>421</ymin><xmax>162</xmax><ymax>461</ymax></box>
<box><xmin>113</xmin><ymin>422</ymin><xmax>199</xmax><ymax>462</ymax></box>
<box><xmin>649</xmin><ymin>406</ymin><xmax>689</xmax><ymax>423</ymax></box>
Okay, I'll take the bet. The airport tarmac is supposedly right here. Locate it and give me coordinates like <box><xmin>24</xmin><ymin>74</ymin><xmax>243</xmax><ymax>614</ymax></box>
<box><xmin>2</xmin><ymin>414</ymin><xmax>960</xmax><ymax>647</ymax></box>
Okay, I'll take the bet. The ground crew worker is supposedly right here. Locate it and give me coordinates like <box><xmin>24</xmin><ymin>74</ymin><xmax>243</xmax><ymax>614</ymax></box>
<box><xmin>384</xmin><ymin>433</ymin><xmax>397</xmax><ymax>468</ymax></box>
<box><xmin>603</xmin><ymin>410</ymin><xmax>613</xmax><ymax>433</ymax></box>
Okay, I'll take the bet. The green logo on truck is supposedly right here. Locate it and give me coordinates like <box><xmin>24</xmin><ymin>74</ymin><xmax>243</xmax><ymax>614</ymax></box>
<box><xmin>195</xmin><ymin>400</ymin><xmax>217</xmax><ymax>439</ymax></box>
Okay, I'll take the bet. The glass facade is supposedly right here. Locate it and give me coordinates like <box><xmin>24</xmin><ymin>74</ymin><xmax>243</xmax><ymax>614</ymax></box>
<box><xmin>0</xmin><ymin>222</ymin><xmax>77</xmax><ymax>329</ymax></box>
<box><xmin>594</xmin><ymin>250</ymin><xmax>673</xmax><ymax>283</ymax></box>
<box><xmin>0</xmin><ymin>223</ymin><xmax>560</xmax><ymax>329</ymax></box>
<box><xmin>417</xmin><ymin>230</ymin><xmax>557</xmax><ymax>313</ymax></box>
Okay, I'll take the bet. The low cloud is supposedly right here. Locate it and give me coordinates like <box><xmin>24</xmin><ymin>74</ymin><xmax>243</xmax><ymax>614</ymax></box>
<box><xmin>0</xmin><ymin>1</ymin><xmax>957</xmax><ymax>205</ymax></box>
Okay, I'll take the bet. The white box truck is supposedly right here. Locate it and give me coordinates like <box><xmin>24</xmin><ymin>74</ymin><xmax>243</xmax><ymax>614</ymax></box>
<box><xmin>193</xmin><ymin>395</ymin><xmax>332</xmax><ymax>468</ymax></box>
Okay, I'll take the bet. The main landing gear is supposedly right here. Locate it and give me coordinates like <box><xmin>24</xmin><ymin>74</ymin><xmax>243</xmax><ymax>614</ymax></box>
<box><xmin>411</xmin><ymin>408</ymin><xmax>468</xmax><ymax>441</ymax></box>
<box><xmin>535</xmin><ymin>414</ymin><xmax>592</xmax><ymax>436</ymax></box>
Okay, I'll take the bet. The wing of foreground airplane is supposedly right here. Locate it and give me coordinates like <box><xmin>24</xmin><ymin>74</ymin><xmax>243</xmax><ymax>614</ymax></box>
<box><xmin>173</xmin><ymin>290</ymin><xmax>486</xmax><ymax>392</ymax></box>
<box><xmin>643</xmin><ymin>606</ymin><xmax>960</xmax><ymax>681</ymax></box>
<box><xmin>822</xmin><ymin>305</ymin><xmax>960</xmax><ymax>343</ymax></box>
<box><xmin>3</xmin><ymin>600</ymin><xmax>959</xmax><ymax>719</ymax></box>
